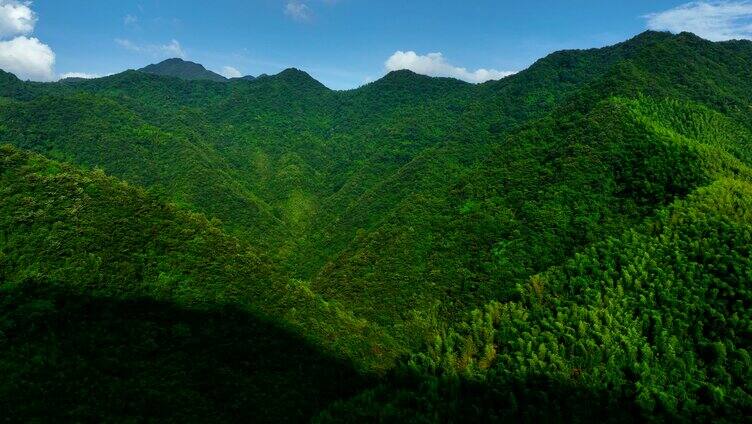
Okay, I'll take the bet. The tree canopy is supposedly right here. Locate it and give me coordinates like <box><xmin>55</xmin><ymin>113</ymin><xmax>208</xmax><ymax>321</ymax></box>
<box><xmin>0</xmin><ymin>31</ymin><xmax>751</xmax><ymax>422</ymax></box>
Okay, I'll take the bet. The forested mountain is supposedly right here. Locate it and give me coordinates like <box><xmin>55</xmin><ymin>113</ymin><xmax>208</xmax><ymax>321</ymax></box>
<box><xmin>0</xmin><ymin>31</ymin><xmax>751</xmax><ymax>422</ymax></box>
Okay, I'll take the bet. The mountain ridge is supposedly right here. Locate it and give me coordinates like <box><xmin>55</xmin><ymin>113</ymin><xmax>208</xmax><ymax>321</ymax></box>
<box><xmin>2</xmin><ymin>31</ymin><xmax>751</xmax><ymax>92</ymax></box>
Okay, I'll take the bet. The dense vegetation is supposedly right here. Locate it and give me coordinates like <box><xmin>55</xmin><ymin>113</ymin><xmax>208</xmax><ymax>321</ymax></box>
<box><xmin>0</xmin><ymin>146</ymin><xmax>400</xmax><ymax>371</ymax></box>
<box><xmin>317</xmin><ymin>174</ymin><xmax>752</xmax><ymax>423</ymax></box>
<box><xmin>0</xmin><ymin>282</ymin><xmax>366</xmax><ymax>423</ymax></box>
<box><xmin>0</xmin><ymin>31</ymin><xmax>750</xmax><ymax>421</ymax></box>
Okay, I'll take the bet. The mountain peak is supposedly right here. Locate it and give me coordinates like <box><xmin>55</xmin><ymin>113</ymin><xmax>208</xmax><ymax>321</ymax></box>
<box><xmin>139</xmin><ymin>58</ymin><xmax>227</xmax><ymax>82</ymax></box>
<box><xmin>0</xmin><ymin>68</ymin><xmax>21</xmax><ymax>83</ymax></box>
<box><xmin>277</xmin><ymin>67</ymin><xmax>315</xmax><ymax>80</ymax></box>
<box><xmin>622</xmin><ymin>30</ymin><xmax>708</xmax><ymax>49</ymax></box>
<box><xmin>383</xmin><ymin>69</ymin><xmax>420</xmax><ymax>79</ymax></box>
<box><xmin>268</xmin><ymin>68</ymin><xmax>328</xmax><ymax>90</ymax></box>
<box><xmin>162</xmin><ymin>57</ymin><xmax>190</xmax><ymax>64</ymax></box>
<box><xmin>365</xmin><ymin>69</ymin><xmax>470</xmax><ymax>90</ymax></box>
<box><xmin>630</xmin><ymin>30</ymin><xmax>674</xmax><ymax>41</ymax></box>
<box><xmin>0</xmin><ymin>68</ymin><xmax>29</xmax><ymax>98</ymax></box>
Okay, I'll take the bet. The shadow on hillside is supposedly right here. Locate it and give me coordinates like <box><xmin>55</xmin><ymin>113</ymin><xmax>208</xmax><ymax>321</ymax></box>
<box><xmin>0</xmin><ymin>280</ymin><xmax>370</xmax><ymax>423</ymax></box>
<box><xmin>318</xmin><ymin>370</ymin><xmax>647</xmax><ymax>423</ymax></box>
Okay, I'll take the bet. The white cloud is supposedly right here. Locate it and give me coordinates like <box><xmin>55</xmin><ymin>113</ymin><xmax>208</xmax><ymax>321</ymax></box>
<box><xmin>285</xmin><ymin>1</ymin><xmax>312</xmax><ymax>22</ymax></box>
<box><xmin>159</xmin><ymin>39</ymin><xmax>186</xmax><ymax>58</ymax></box>
<box><xmin>124</xmin><ymin>14</ymin><xmax>138</xmax><ymax>27</ymax></box>
<box><xmin>220</xmin><ymin>65</ymin><xmax>242</xmax><ymax>78</ymax></box>
<box><xmin>59</xmin><ymin>71</ymin><xmax>102</xmax><ymax>80</ymax></box>
<box><xmin>385</xmin><ymin>51</ymin><xmax>515</xmax><ymax>83</ymax></box>
<box><xmin>116</xmin><ymin>38</ymin><xmax>186</xmax><ymax>58</ymax></box>
<box><xmin>0</xmin><ymin>0</ymin><xmax>35</xmax><ymax>38</ymax></box>
<box><xmin>115</xmin><ymin>38</ymin><xmax>138</xmax><ymax>51</ymax></box>
<box><xmin>0</xmin><ymin>36</ymin><xmax>54</xmax><ymax>80</ymax></box>
<box><xmin>645</xmin><ymin>1</ymin><xmax>752</xmax><ymax>41</ymax></box>
<box><xmin>0</xmin><ymin>1</ymin><xmax>56</xmax><ymax>81</ymax></box>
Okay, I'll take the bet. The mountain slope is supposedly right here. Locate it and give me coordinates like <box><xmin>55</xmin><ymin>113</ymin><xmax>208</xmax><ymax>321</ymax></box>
<box><xmin>301</xmin><ymin>32</ymin><xmax>752</xmax><ymax>340</ymax></box>
<box><xmin>320</xmin><ymin>176</ymin><xmax>752</xmax><ymax>422</ymax></box>
<box><xmin>0</xmin><ymin>91</ymin><xmax>286</xmax><ymax>245</ymax></box>
<box><xmin>308</xmin><ymin>95</ymin><xmax>752</xmax><ymax>338</ymax></box>
<box><xmin>2</xmin><ymin>31</ymin><xmax>751</xmax><ymax>341</ymax></box>
<box><xmin>0</xmin><ymin>145</ymin><xmax>400</xmax><ymax>373</ymax></box>
<box><xmin>0</xmin><ymin>31</ymin><xmax>751</xmax><ymax>421</ymax></box>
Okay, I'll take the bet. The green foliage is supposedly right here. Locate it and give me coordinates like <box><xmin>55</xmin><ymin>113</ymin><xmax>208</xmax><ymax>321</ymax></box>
<box><xmin>320</xmin><ymin>178</ymin><xmax>752</xmax><ymax>422</ymax></box>
<box><xmin>0</xmin><ymin>146</ymin><xmax>400</xmax><ymax>373</ymax></box>
<box><xmin>0</xmin><ymin>281</ymin><xmax>367</xmax><ymax>423</ymax></box>
<box><xmin>1</xmin><ymin>31</ymin><xmax>752</xmax><ymax>421</ymax></box>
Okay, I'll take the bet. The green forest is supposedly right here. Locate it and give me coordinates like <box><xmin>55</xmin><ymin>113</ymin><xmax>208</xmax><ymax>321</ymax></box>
<box><xmin>1</xmin><ymin>31</ymin><xmax>751</xmax><ymax>422</ymax></box>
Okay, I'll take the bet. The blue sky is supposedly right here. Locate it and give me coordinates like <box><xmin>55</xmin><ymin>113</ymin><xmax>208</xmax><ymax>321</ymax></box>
<box><xmin>2</xmin><ymin>1</ymin><xmax>752</xmax><ymax>88</ymax></box>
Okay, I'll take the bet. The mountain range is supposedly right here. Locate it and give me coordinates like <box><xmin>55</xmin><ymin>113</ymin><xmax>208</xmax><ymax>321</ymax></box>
<box><xmin>0</xmin><ymin>31</ymin><xmax>750</xmax><ymax>422</ymax></box>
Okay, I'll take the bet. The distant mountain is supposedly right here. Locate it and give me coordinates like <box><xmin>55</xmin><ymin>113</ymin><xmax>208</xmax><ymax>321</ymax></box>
<box><xmin>139</xmin><ymin>58</ymin><xmax>228</xmax><ymax>82</ymax></box>
<box><xmin>58</xmin><ymin>77</ymin><xmax>87</xmax><ymax>83</ymax></box>
<box><xmin>233</xmin><ymin>75</ymin><xmax>257</xmax><ymax>81</ymax></box>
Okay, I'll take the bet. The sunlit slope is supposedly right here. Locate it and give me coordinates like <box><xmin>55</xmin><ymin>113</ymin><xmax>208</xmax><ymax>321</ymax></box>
<box><xmin>0</xmin><ymin>92</ymin><xmax>284</xmax><ymax>246</ymax></box>
<box><xmin>309</xmin><ymin>95</ymin><xmax>751</xmax><ymax>342</ymax></box>
<box><xmin>1</xmin><ymin>29</ymin><xmax>751</xmax><ymax>364</ymax></box>
<box><xmin>318</xmin><ymin>176</ymin><xmax>752</xmax><ymax>422</ymax></box>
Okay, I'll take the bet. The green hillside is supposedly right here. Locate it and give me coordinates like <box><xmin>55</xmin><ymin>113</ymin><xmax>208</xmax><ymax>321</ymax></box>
<box><xmin>319</xmin><ymin>177</ymin><xmax>752</xmax><ymax>422</ymax></box>
<box><xmin>0</xmin><ymin>31</ymin><xmax>751</xmax><ymax>421</ymax></box>
<box><xmin>309</xmin><ymin>95</ymin><xmax>752</xmax><ymax>331</ymax></box>
<box><xmin>0</xmin><ymin>146</ymin><xmax>399</xmax><ymax>370</ymax></box>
